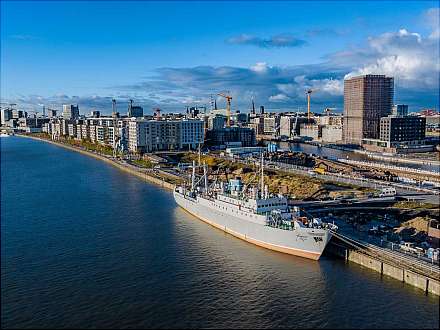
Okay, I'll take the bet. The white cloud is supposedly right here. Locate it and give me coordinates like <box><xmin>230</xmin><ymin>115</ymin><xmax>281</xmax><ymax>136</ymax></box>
<box><xmin>269</xmin><ymin>94</ymin><xmax>290</xmax><ymax>102</ymax></box>
<box><xmin>250</xmin><ymin>62</ymin><xmax>269</xmax><ymax>73</ymax></box>
<box><xmin>425</xmin><ymin>7</ymin><xmax>440</xmax><ymax>39</ymax></box>
<box><xmin>345</xmin><ymin>26</ymin><xmax>439</xmax><ymax>89</ymax></box>
<box><xmin>315</xmin><ymin>78</ymin><xmax>344</xmax><ymax>96</ymax></box>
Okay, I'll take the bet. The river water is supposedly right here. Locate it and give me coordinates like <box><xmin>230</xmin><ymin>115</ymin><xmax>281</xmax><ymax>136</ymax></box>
<box><xmin>1</xmin><ymin>136</ymin><xmax>439</xmax><ymax>329</ymax></box>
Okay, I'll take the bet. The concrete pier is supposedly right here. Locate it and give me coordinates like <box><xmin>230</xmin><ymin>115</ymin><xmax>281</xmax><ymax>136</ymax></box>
<box><xmin>327</xmin><ymin>242</ymin><xmax>440</xmax><ymax>296</ymax></box>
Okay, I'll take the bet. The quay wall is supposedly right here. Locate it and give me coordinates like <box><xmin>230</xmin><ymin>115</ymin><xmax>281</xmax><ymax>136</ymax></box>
<box><xmin>382</xmin><ymin>263</ymin><xmax>404</xmax><ymax>282</ymax></box>
<box><xmin>327</xmin><ymin>242</ymin><xmax>440</xmax><ymax>296</ymax></box>
<box><xmin>428</xmin><ymin>278</ymin><xmax>440</xmax><ymax>296</ymax></box>
<box><xmin>404</xmin><ymin>270</ymin><xmax>429</xmax><ymax>292</ymax></box>
<box><xmin>18</xmin><ymin>135</ymin><xmax>175</xmax><ymax>191</ymax></box>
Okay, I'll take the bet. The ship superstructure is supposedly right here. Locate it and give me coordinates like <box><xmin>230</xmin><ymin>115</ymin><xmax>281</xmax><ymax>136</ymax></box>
<box><xmin>173</xmin><ymin>155</ymin><xmax>337</xmax><ymax>260</ymax></box>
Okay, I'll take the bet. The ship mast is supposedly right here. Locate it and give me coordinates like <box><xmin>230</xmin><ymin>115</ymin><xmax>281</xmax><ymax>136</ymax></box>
<box><xmin>260</xmin><ymin>152</ymin><xmax>264</xmax><ymax>198</ymax></box>
<box><xmin>191</xmin><ymin>160</ymin><xmax>196</xmax><ymax>192</ymax></box>
<box><xmin>203</xmin><ymin>162</ymin><xmax>208</xmax><ymax>193</ymax></box>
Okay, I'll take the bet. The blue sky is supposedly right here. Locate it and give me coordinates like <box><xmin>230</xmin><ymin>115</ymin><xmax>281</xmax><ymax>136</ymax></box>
<box><xmin>1</xmin><ymin>1</ymin><xmax>439</xmax><ymax>114</ymax></box>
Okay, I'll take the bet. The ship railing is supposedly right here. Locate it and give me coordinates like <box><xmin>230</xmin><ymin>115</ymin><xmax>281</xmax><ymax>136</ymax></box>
<box><xmin>266</xmin><ymin>216</ymin><xmax>294</xmax><ymax>231</ymax></box>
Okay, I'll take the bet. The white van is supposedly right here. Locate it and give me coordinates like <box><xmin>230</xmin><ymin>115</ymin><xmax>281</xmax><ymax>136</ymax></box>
<box><xmin>379</xmin><ymin>187</ymin><xmax>396</xmax><ymax>197</ymax></box>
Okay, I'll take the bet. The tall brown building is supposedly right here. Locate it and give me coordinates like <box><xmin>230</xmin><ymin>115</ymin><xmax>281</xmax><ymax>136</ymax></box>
<box><xmin>343</xmin><ymin>74</ymin><xmax>394</xmax><ymax>145</ymax></box>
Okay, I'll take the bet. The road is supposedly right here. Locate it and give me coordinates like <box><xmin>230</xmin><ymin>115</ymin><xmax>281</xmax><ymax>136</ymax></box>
<box><xmin>289</xmin><ymin>197</ymin><xmax>396</xmax><ymax>208</ymax></box>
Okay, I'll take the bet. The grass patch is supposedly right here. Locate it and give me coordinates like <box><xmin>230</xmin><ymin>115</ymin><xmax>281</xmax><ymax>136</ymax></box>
<box><xmin>133</xmin><ymin>159</ymin><xmax>154</xmax><ymax>168</ymax></box>
<box><xmin>393</xmin><ymin>201</ymin><xmax>438</xmax><ymax>210</ymax></box>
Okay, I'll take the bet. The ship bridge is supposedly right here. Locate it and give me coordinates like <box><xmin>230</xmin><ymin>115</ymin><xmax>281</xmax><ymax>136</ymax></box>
<box><xmin>255</xmin><ymin>197</ymin><xmax>288</xmax><ymax>214</ymax></box>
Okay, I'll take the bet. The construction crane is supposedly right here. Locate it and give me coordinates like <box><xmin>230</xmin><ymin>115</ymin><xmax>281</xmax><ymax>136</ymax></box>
<box><xmin>210</xmin><ymin>94</ymin><xmax>215</xmax><ymax>111</ymax></box>
<box><xmin>112</xmin><ymin>99</ymin><xmax>117</xmax><ymax>117</ymax></box>
<box><xmin>217</xmin><ymin>92</ymin><xmax>232</xmax><ymax>127</ymax></box>
<box><xmin>306</xmin><ymin>89</ymin><xmax>318</xmax><ymax>122</ymax></box>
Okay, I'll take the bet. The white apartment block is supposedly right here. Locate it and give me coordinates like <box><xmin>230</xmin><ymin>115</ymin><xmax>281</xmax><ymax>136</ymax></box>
<box><xmin>129</xmin><ymin>118</ymin><xmax>204</xmax><ymax>153</ymax></box>
<box><xmin>279</xmin><ymin>115</ymin><xmax>296</xmax><ymax>138</ymax></box>
<box><xmin>89</xmin><ymin>125</ymin><xmax>97</xmax><ymax>143</ymax></box>
<box><xmin>96</xmin><ymin>125</ymin><xmax>116</xmax><ymax>145</ymax></box>
<box><xmin>42</xmin><ymin>122</ymin><xmax>52</xmax><ymax>135</ymax></box>
<box><xmin>81</xmin><ymin>124</ymin><xmax>89</xmax><ymax>140</ymax></box>
<box><xmin>76</xmin><ymin>124</ymin><xmax>83</xmax><ymax>140</ymax></box>
<box><xmin>68</xmin><ymin>123</ymin><xmax>76</xmax><ymax>137</ymax></box>
<box><xmin>52</xmin><ymin>122</ymin><xmax>62</xmax><ymax>139</ymax></box>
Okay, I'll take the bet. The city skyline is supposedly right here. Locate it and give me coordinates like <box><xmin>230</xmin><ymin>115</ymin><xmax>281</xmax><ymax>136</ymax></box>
<box><xmin>1</xmin><ymin>1</ymin><xmax>439</xmax><ymax>114</ymax></box>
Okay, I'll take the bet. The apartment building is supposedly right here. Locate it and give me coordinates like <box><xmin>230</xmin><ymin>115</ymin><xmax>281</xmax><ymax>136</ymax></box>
<box><xmin>128</xmin><ymin>118</ymin><xmax>204</xmax><ymax>153</ymax></box>
<box><xmin>379</xmin><ymin>116</ymin><xmax>426</xmax><ymax>147</ymax></box>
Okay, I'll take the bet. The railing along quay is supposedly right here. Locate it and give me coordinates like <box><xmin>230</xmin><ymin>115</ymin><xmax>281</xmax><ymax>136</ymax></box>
<box><xmin>331</xmin><ymin>231</ymin><xmax>440</xmax><ymax>280</ymax></box>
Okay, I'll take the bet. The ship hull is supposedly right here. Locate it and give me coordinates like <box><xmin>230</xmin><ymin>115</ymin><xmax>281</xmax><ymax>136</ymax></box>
<box><xmin>174</xmin><ymin>191</ymin><xmax>332</xmax><ymax>260</ymax></box>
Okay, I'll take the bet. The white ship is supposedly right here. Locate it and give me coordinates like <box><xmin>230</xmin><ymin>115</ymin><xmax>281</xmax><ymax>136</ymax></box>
<box><xmin>173</xmin><ymin>156</ymin><xmax>338</xmax><ymax>260</ymax></box>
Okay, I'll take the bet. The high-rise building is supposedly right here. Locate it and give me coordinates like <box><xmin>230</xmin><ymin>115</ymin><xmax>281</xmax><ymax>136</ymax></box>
<box><xmin>62</xmin><ymin>104</ymin><xmax>80</xmax><ymax>120</ymax></box>
<box><xmin>12</xmin><ymin>110</ymin><xmax>26</xmax><ymax>119</ymax></box>
<box><xmin>1</xmin><ymin>108</ymin><xmax>13</xmax><ymax>125</ymax></box>
<box><xmin>128</xmin><ymin>101</ymin><xmax>143</xmax><ymax>118</ymax></box>
<box><xmin>208</xmin><ymin>115</ymin><xmax>227</xmax><ymax>130</ymax></box>
<box><xmin>279</xmin><ymin>115</ymin><xmax>296</xmax><ymax>138</ymax></box>
<box><xmin>392</xmin><ymin>104</ymin><xmax>408</xmax><ymax>117</ymax></box>
<box><xmin>47</xmin><ymin>109</ymin><xmax>57</xmax><ymax>118</ymax></box>
<box><xmin>343</xmin><ymin>74</ymin><xmax>394</xmax><ymax>145</ymax></box>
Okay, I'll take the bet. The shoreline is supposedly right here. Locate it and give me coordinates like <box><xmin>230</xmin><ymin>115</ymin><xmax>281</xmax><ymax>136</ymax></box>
<box><xmin>16</xmin><ymin>134</ymin><xmax>175</xmax><ymax>191</ymax></box>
